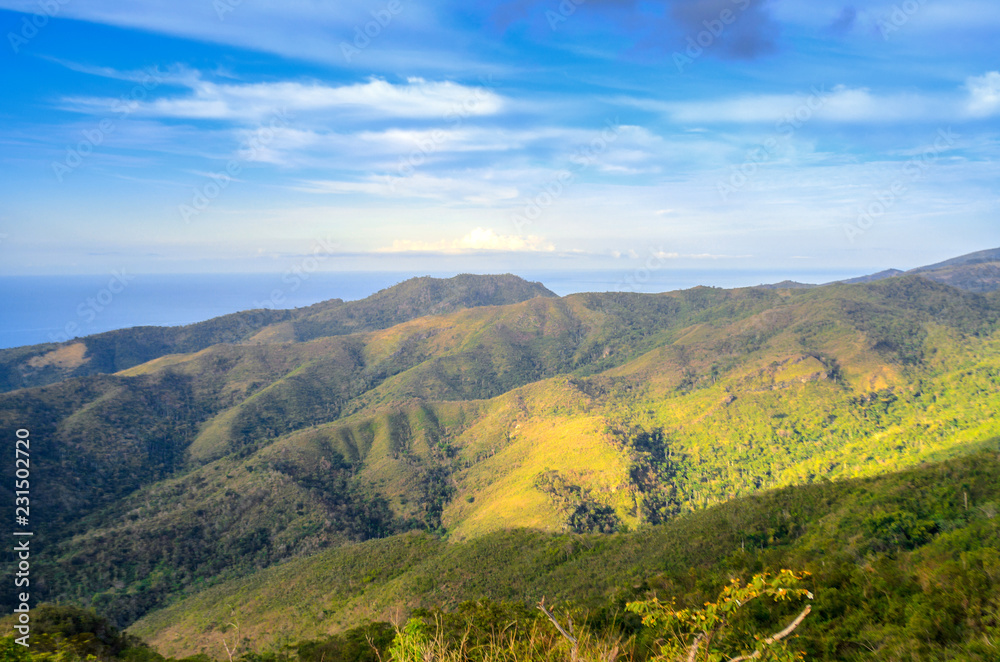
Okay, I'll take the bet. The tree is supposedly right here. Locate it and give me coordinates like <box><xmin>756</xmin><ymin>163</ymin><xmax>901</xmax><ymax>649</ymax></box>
<box><xmin>626</xmin><ymin>570</ymin><xmax>813</xmax><ymax>662</ymax></box>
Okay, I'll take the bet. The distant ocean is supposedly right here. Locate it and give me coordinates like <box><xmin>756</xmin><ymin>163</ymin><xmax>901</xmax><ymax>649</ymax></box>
<box><xmin>0</xmin><ymin>268</ymin><xmax>872</xmax><ymax>350</ymax></box>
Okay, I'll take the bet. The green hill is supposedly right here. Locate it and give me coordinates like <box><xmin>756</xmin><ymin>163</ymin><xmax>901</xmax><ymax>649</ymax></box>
<box><xmin>1</xmin><ymin>264</ymin><xmax>999</xmax><ymax>660</ymax></box>
<box><xmin>0</xmin><ymin>273</ymin><xmax>555</xmax><ymax>393</ymax></box>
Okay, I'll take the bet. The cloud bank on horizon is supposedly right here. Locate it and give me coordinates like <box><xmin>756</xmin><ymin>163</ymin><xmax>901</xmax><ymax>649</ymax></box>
<box><xmin>0</xmin><ymin>0</ymin><xmax>998</xmax><ymax>275</ymax></box>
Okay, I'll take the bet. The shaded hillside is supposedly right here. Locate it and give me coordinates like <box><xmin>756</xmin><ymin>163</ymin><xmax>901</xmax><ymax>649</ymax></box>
<box><xmin>128</xmin><ymin>446</ymin><xmax>1000</xmax><ymax>660</ymax></box>
<box><xmin>0</xmin><ymin>274</ymin><xmax>555</xmax><ymax>393</ymax></box>
<box><xmin>5</xmin><ymin>275</ymin><xmax>1000</xmax><ymax>630</ymax></box>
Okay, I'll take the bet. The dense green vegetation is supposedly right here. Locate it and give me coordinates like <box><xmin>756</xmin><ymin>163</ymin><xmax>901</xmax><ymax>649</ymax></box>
<box><xmin>118</xmin><ymin>447</ymin><xmax>1000</xmax><ymax>660</ymax></box>
<box><xmin>6</xmin><ymin>448</ymin><xmax>998</xmax><ymax>661</ymax></box>
<box><xmin>0</xmin><ymin>605</ymin><xmax>163</xmax><ymax>662</ymax></box>
<box><xmin>1</xmin><ymin>264</ymin><xmax>999</xmax><ymax>660</ymax></box>
<box><xmin>5</xmin><ymin>275</ymin><xmax>1000</xmax><ymax>623</ymax></box>
<box><xmin>533</xmin><ymin>470</ymin><xmax>621</xmax><ymax>533</ymax></box>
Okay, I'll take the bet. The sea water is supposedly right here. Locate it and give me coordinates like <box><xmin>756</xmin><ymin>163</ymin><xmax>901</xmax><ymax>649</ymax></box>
<box><xmin>0</xmin><ymin>268</ymin><xmax>870</xmax><ymax>349</ymax></box>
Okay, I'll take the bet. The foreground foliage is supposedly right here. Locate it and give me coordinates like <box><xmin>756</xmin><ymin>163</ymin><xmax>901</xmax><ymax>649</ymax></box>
<box><xmin>118</xmin><ymin>448</ymin><xmax>1000</xmax><ymax>660</ymax></box>
<box><xmin>626</xmin><ymin>570</ymin><xmax>813</xmax><ymax>662</ymax></box>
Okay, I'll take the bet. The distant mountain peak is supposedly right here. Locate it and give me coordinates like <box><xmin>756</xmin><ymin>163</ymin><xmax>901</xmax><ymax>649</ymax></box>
<box><xmin>329</xmin><ymin>272</ymin><xmax>557</xmax><ymax>314</ymax></box>
<box><xmin>836</xmin><ymin>269</ymin><xmax>904</xmax><ymax>285</ymax></box>
<box><xmin>818</xmin><ymin>247</ymin><xmax>1000</xmax><ymax>293</ymax></box>
<box><xmin>909</xmin><ymin>247</ymin><xmax>1000</xmax><ymax>273</ymax></box>
<box><xmin>753</xmin><ymin>280</ymin><xmax>816</xmax><ymax>290</ymax></box>
<box><xmin>373</xmin><ymin>273</ymin><xmax>557</xmax><ymax>301</ymax></box>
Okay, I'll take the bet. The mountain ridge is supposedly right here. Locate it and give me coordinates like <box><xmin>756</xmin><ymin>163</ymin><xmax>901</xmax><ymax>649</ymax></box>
<box><xmin>753</xmin><ymin>246</ymin><xmax>1000</xmax><ymax>291</ymax></box>
<box><xmin>0</xmin><ymin>273</ymin><xmax>555</xmax><ymax>393</ymax></box>
<box><xmin>2</xmin><ymin>252</ymin><xmax>1000</xmax><ymax>653</ymax></box>
<box><xmin>5</xmin><ymin>247</ymin><xmax>999</xmax><ymax>394</ymax></box>
<box><xmin>909</xmin><ymin>246</ymin><xmax>1000</xmax><ymax>271</ymax></box>
<box><xmin>3</xmin><ymin>272</ymin><xmax>999</xmax><ymax>634</ymax></box>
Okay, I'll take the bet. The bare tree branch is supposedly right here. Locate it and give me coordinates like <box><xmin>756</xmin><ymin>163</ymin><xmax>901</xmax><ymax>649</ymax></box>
<box><xmin>538</xmin><ymin>598</ymin><xmax>579</xmax><ymax>662</ymax></box>
<box><xmin>537</xmin><ymin>599</ymin><xmax>578</xmax><ymax>645</ymax></box>
<box><xmin>725</xmin><ymin>605</ymin><xmax>811</xmax><ymax>662</ymax></box>
<box><xmin>222</xmin><ymin>606</ymin><xmax>241</xmax><ymax>662</ymax></box>
<box><xmin>686</xmin><ymin>633</ymin><xmax>705</xmax><ymax>662</ymax></box>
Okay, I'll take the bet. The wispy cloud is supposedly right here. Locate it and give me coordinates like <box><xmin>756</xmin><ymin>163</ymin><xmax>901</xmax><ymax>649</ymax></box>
<box><xmin>650</xmin><ymin>250</ymin><xmax>752</xmax><ymax>259</ymax></box>
<box><xmin>656</xmin><ymin>75</ymin><xmax>1000</xmax><ymax>124</ymax></box>
<box><xmin>295</xmin><ymin>174</ymin><xmax>520</xmax><ymax>205</ymax></box>
<box><xmin>3</xmin><ymin>0</ymin><xmax>999</xmax><ymax>277</ymax></box>
<box><xmin>965</xmin><ymin>71</ymin><xmax>1000</xmax><ymax>118</ymax></box>
<box><xmin>60</xmin><ymin>72</ymin><xmax>505</xmax><ymax>122</ymax></box>
<box><xmin>377</xmin><ymin>227</ymin><xmax>554</xmax><ymax>253</ymax></box>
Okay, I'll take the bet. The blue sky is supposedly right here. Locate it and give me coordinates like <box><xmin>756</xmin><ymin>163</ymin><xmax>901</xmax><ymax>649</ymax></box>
<box><xmin>0</xmin><ymin>0</ymin><xmax>998</xmax><ymax>276</ymax></box>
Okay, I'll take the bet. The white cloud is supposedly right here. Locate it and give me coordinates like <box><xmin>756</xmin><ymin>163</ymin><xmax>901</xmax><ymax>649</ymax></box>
<box><xmin>378</xmin><ymin>228</ymin><xmax>554</xmax><ymax>253</ymax></box>
<box><xmin>965</xmin><ymin>71</ymin><xmax>1000</xmax><ymax>118</ymax></box>
<box><xmin>650</xmin><ymin>251</ymin><xmax>748</xmax><ymax>259</ymax></box>
<box><xmin>660</xmin><ymin>85</ymin><xmax>949</xmax><ymax>124</ymax></box>
<box><xmin>230</xmin><ymin>125</ymin><xmax>532</xmax><ymax>168</ymax></box>
<box><xmin>655</xmin><ymin>78</ymin><xmax>1000</xmax><ymax>124</ymax></box>
<box><xmin>295</xmin><ymin>174</ymin><xmax>520</xmax><ymax>205</ymax></box>
<box><xmin>60</xmin><ymin>73</ymin><xmax>505</xmax><ymax>122</ymax></box>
